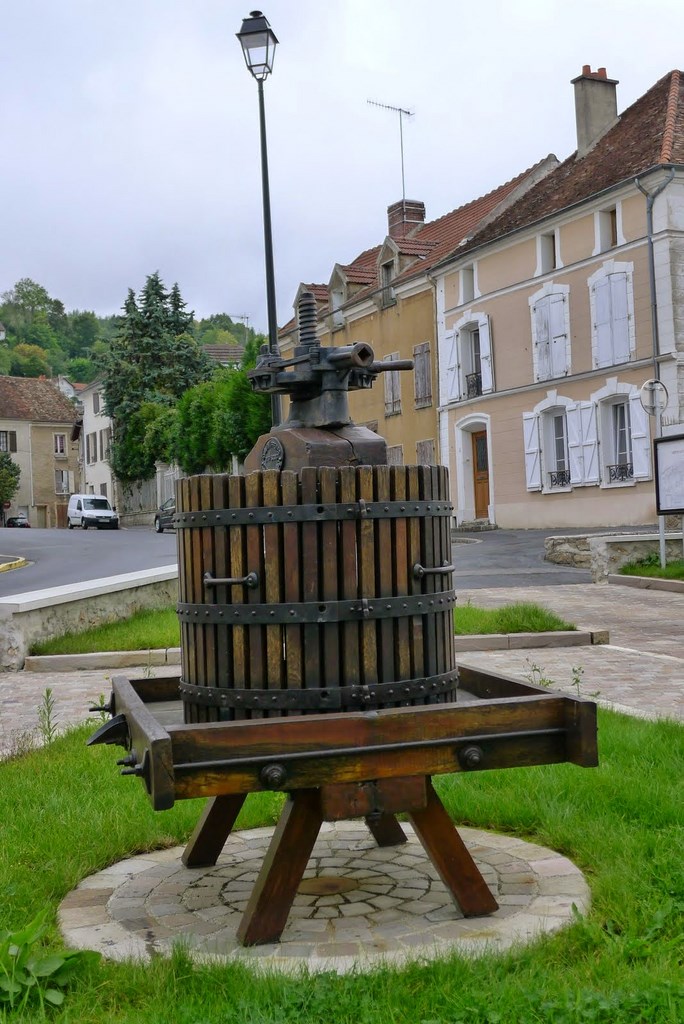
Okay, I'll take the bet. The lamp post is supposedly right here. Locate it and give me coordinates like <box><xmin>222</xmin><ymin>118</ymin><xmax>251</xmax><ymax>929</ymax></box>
<box><xmin>237</xmin><ymin>9</ymin><xmax>281</xmax><ymax>426</ymax></box>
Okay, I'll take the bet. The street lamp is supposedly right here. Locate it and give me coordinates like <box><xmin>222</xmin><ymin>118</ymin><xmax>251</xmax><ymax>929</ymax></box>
<box><xmin>237</xmin><ymin>10</ymin><xmax>281</xmax><ymax>426</ymax></box>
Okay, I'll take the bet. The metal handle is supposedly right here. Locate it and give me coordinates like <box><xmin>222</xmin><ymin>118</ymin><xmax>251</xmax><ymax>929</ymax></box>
<box><xmin>203</xmin><ymin>571</ymin><xmax>260</xmax><ymax>589</ymax></box>
<box><xmin>413</xmin><ymin>561</ymin><xmax>454</xmax><ymax>580</ymax></box>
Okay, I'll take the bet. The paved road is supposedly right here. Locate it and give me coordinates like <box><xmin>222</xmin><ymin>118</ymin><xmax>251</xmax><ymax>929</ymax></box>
<box><xmin>0</xmin><ymin>526</ymin><xmax>176</xmax><ymax>597</ymax></box>
<box><xmin>0</xmin><ymin>524</ymin><xmax>657</xmax><ymax>597</ymax></box>
<box><xmin>450</xmin><ymin>529</ymin><xmax>593</xmax><ymax>589</ymax></box>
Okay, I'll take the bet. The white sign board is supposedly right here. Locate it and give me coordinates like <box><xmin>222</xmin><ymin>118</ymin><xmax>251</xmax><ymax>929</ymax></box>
<box><xmin>654</xmin><ymin>433</ymin><xmax>684</xmax><ymax>515</ymax></box>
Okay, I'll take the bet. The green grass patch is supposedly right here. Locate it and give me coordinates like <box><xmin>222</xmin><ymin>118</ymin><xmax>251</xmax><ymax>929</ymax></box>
<box><xmin>619</xmin><ymin>553</ymin><xmax>684</xmax><ymax>580</ymax></box>
<box><xmin>454</xmin><ymin>600</ymin><xmax>575</xmax><ymax>635</ymax></box>
<box><xmin>32</xmin><ymin>602</ymin><xmax>575</xmax><ymax>656</ymax></box>
<box><xmin>1</xmin><ymin>710</ymin><xmax>682</xmax><ymax>1022</ymax></box>
<box><xmin>30</xmin><ymin>607</ymin><xmax>181</xmax><ymax>656</ymax></box>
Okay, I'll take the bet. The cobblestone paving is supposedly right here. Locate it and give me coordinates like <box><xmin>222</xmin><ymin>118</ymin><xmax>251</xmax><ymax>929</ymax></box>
<box><xmin>456</xmin><ymin>584</ymin><xmax>684</xmax><ymax>722</ymax></box>
<box><xmin>58</xmin><ymin>823</ymin><xmax>590</xmax><ymax>974</ymax></box>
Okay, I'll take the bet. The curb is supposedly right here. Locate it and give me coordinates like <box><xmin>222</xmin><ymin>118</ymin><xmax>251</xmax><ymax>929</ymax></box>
<box><xmin>23</xmin><ymin>648</ymin><xmax>182</xmax><ymax>672</ymax></box>
<box><xmin>23</xmin><ymin>630</ymin><xmax>608</xmax><ymax>672</ymax></box>
<box><xmin>0</xmin><ymin>558</ymin><xmax>28</xmax><ymax>574</ymax></box>
<box><xmin>607</xmin><ymin>574</ymin><xmax>684</xmax><ymax>594</ymax></box>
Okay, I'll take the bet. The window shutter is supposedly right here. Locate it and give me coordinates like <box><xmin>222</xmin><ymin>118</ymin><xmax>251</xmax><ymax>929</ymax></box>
<box><xmin>534</xmin><ymin>299</ymin><xmax>551</xmax><ymax>380</ymax></box>
<box><xmin>384</xmin><ymin>353</ymin><xmax>401</xmax><ymax>415</ymax></box>
<box><xmin>522</xmin><ymin>412</ymin><xmax>542</xmax><ymax>490</ymax></box>
<box><xmin>413</xmin><ymin>343</ymin><xmax>432</xmax><ymax>407</ymax></box>
<box><xmin>566</xmin><ymin>404</ymin><xmax>583</xmax><ymax>484</ymax></box>
<box><xmin>549</xmin><ymin>293</ymin><xmax>569</xmax><ymax>377</ymax></box>
<box><xmin>610</xmin><ymin>273</ymin><xmax>631</xmax><ymax>364</ymax></box>
<box><xmin>442</xmin><ymin>331</ymin><xmax>458</xmax><ymax>402</ymax></box>
<box><xmin>579</xmin><ymin>401</ymin><xmax>599</xmax><ymax>484</ymax></box>
<box><xmin>9</xmin><ymin>431</ymin><xmax>17</xmax><ymax>453</ymax></box>
<box><xmin>593</xmin><ymin>278</ymin><xmax>612</xmax><ymax>367</ymax></box>
<box><xmin>629</xmin><ymin>392</ymin><xmax>651</xmax><ymax>479</ymax></box>
<box><xmin>68</xmin><ymin>471</ymin><xmax>75</xmax><ymax>492</ymax></box>
<box><xmin>479</xmin><ymin>317</ymin><xmax>494</xmax><ymax>393</ymax></box>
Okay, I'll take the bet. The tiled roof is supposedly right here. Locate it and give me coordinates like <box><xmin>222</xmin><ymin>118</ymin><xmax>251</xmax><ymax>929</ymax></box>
<box><xmin>203</xmin><ymin>343</ymin><xmax>244</xmax><ymax>365</ymax></box>
<box><xmin>336</xmin><ymin>160</ymin><xmax>556</xmax><ymax>306</ymax></box>
<box><xmin>0</xmin><ymin>375</ymin><xmax>79</xmax><ymax>423</ymax></box>
<box><xmin>448</xmin><ymin>70</ymin><xmax>684</xmax><ymax>263</ymax></box>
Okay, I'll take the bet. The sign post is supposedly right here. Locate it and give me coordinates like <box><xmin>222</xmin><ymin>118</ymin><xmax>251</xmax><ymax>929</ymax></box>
<box><xmin>639</xmin><ymin>379</ymin><xmax>670</xmax><ymax>567</ymax></box>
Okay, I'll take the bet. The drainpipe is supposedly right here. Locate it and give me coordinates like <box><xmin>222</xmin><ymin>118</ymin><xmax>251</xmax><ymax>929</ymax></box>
<box><xmin>635</xmin><ymin>168</ymin><xmax>675</xmax><ymax>567</ymax></box>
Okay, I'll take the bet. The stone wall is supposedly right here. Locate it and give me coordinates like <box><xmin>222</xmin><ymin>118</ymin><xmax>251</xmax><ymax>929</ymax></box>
<box><xmin>0</xmin><ymin>569</ymin><xmax>178</xmax><ymax>671</ymax></box>
<box><xmin>545</xmin><ymin>532</ymin><xmax>683</xmax><ymax>582</ymax></box>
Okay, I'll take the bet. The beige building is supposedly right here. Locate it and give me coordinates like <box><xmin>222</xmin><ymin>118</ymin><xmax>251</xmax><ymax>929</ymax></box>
<box><xmin>279</xmin><ymin>159</ymin><xmax>557</xmax><ymax>466</ymax></box>
<box><xmin>434</xmin><ymin>67</ymin><xmax>684</xmax><ymax>529</ymax></box>
<box><xmin>0</xmin><ymin>376</ymin><xmax>79</xmax><ymax>527</ymax></box>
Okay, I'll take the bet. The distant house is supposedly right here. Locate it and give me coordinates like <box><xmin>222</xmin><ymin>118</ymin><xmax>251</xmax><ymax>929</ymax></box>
<box><xmin>202</xmin><ymin>343</ymin><xmax>244</xmax><ymax>368</ymax></box>
<box><xmin>0</xmin><ymin>323</ymin><xmax>6</xmax><ymax>342</ymax></box>
<box><xmin>278</xmin><ymin>160</ymin><xmax>557</xmax><ymax>468</ymax></box>
<box><xmin>433</xmin><ymin>67</ymin><xmax>684</xmax><ymax>529</ymax></box>
<box><xmin>74</xmin><ymin>378</ymin><xmax>114</xmax><ymax>501</ymax></box>
<box><xmin>0</xmin><ymin>375</ymin><xmax>80</xmax><ymax>527</ymax></box>
<box><xmin>55</xmin><ymin>375</ymin><xmax>86</xmax><ymax>402</ymax></box>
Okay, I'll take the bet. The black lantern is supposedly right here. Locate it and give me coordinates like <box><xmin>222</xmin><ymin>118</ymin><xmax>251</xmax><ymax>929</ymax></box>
<box><xmin>237</xmin><ymin>10</ymin><xmax>278</xmax><ymax>81</ymax></box>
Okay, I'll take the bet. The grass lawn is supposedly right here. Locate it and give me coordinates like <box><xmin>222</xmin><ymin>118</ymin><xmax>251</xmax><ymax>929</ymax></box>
<box><xmin>619</xmin><ymin>555</ymin><xmax>684</xmax><ymax>581</ymax></box>
<box><xmin>30</xmin><ymin>602</ymin><xmax>575</xmax><ymax>656</ymax></box>
<box><xmin>0</xmin><ymin>711</ymin><xmax>682</xmax><ymax>1022</ymax></box>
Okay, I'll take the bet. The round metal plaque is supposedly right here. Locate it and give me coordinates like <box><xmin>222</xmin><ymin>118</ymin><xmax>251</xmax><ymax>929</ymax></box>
<box><xmin>639</xmin><ymin>378</ymin><xmax>669</xmax><ymax>417</ymax></box>
<box><xmin>261</xmin><ymin>436</ymin><xmax>284</xmax><ymax>471</ymax></box>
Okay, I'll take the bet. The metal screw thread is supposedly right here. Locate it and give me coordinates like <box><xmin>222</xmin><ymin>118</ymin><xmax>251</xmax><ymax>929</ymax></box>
<box><xmin>297</xmin><ymin>290</ymin><xmax>319</xmax><ymax>349</ymax></box>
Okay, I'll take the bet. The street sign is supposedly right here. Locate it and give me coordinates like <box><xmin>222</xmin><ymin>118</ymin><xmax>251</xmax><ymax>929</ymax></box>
<box><xmin>654</xmin><ymin>432</ymin><xmax>684</xmax><ymax>515</ymax></box>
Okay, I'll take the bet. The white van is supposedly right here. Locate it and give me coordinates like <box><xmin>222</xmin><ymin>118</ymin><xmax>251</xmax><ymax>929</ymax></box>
<box><xmin>67</xmin><ymin>494</ymin><xmax>119</xmax><ymax>530</ymax></box>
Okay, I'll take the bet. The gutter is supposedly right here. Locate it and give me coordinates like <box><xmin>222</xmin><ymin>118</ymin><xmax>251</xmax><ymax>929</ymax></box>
<box><xmin>634</xmin><ymin>167</ymin><xmax>675</xmax><ymax>569</ymax></box>
<box><xmin>634</xmin><ymin>168</ymin><xmax>676</xmax><ymax>381</ymax></box>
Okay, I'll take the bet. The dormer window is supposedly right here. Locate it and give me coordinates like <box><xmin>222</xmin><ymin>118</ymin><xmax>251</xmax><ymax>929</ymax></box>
<box><xmin>330</xmin><ymin>284</ymin><xmax>345</xmax><ymax>329</ymax></box>
<box><xmin>381</xmin><ymin>261</ymin><xmax>396</xmax><ymax>307</ymax></box>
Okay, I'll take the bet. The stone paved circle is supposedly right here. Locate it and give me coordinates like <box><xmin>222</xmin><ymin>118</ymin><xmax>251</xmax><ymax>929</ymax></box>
<box><xmin>59</xmin><ymin>823</ymin><xmax>590</xmax><ymax>974</ymax></box>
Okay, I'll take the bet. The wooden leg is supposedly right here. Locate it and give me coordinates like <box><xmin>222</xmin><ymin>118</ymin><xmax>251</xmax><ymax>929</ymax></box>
<box><xmin>237</xmin><ymin>789</ymin><xmax>323</xmax><ymax>946</ymax></box>
<box><xmin>365</xmin><ymin>813</ymin><xmax>407</xmax><ymax>847</ymax></box>
<box><xmin>182</xmin><ymin>794</ymin><xmax>247</xmax><ymax>868</ymax></box>
<box><xmin>408</xmin><ymin>778</ymin><xmax>498</xmax><ymax>917</ymax></box>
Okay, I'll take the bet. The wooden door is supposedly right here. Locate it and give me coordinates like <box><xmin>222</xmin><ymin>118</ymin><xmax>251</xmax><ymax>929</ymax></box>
<box><xmin>471</xmin><ymin>431</ymin><xmax>489</xmax><ymax>520</ymax></box>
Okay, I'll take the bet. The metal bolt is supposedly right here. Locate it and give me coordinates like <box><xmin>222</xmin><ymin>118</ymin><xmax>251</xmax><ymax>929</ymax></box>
<box><xmin>458</xmin><ymin>745</ymin><xmax>484</xmax><ymax>770</ymax></box>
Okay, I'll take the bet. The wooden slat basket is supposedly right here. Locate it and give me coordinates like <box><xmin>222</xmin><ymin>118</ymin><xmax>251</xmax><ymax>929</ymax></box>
<box><xmin>176</xmin><ymin>464</ymin><xmax>457</xmax><ymax>723</ymax></box>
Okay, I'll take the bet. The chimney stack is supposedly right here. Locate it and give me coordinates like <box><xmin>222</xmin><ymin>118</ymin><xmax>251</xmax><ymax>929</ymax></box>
<box><xmin>387</xmin><ymin>199</ymin><xmax>426</xmax><ymax>239</ymax></box>
<box><xmin>571</xmin><ymin>66</ymin><xmax>619</xmax><ymax>158</ymax></box>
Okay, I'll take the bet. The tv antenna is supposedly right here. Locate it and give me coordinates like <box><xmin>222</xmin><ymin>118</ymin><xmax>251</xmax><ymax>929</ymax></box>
<box><xmin>228</xmin><ymin>313</ymin><xmax>250</xmax><ymax>345</ymax></box>
<box><xmin>367</xmin><ymin>99</ymin><xmax>414</xmax><ymax>203</ymax></box>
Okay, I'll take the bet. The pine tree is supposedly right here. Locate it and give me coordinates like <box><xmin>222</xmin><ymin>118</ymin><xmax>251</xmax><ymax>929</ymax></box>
<box><xmin>102</xmin><ymin>274</ymin><xmax>212</xmax><ymax>483</ymax></box>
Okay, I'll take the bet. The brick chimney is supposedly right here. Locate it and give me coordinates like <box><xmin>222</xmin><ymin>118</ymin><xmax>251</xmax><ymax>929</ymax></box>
<box><xmin>387</xmin><ymin>199</ymin><xmax>426</xmax><ymax>239</ymax></box>
<box><xmin>571</xmin><ymin>66</ymin><xmax>619</xmax><ymax>158</ymax></box>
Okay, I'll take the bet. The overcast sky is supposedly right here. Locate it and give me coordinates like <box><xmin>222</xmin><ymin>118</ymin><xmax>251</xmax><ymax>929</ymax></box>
<box><xmin>3</xmin><ymin>0</ymin><xmax>684</xmax><ymax>335</ymax></box>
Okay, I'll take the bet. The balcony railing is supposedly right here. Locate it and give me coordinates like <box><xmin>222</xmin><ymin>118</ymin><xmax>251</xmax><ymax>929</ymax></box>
<box><xmin>549</xmin><ymin>470</ymin><xmax>571</xmax><ymax>487</ymax></box>
<box><xmin>465</xmin><ymin>372</ymin><xmax>482</xmax><ymax>398</ymax></box>
<box><xmin>608</xmin><ymin>462</ymin><xmax>633</xmax><ymax>482</ymax></box>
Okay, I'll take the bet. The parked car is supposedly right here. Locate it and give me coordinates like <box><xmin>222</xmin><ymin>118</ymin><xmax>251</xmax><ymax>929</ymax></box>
<box><xmin>5</xmin><ymin>515</ymin><xmax>31</xmax><ymax>528</ymax></box>
<box><xmin>154</xmin><ymin>497</ymin><xmax>176</xmax><ymax>533</ymax></box>
<box><xmin>67</xmin><ymin>494</ymin><xmax>119</xmax><ymax>530</ymax></box>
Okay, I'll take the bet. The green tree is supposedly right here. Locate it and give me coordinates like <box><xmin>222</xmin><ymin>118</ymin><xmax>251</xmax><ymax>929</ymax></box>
<box><xmin>102</xmin><ymin>273</ymin><xmax>212</xmax><ymax>482</ymax></box>
<box><xmin>10</xmin><ymin>343</ymin><xmax>52</xmax><ymax>377</ymax></box>
<box><xmin>173</xmin><ymin>342</ymin><xmax>271</xmax><ymax>474</ymax></box>
<box><xmin>67</xmin><ymin>311</ymin><xmax>99</xmax><ymax>358</ymax></box>
<box><xmin>0</xmin><ymin>452</ymin><xmax>21</xmax><ymax>517</ymax></box>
